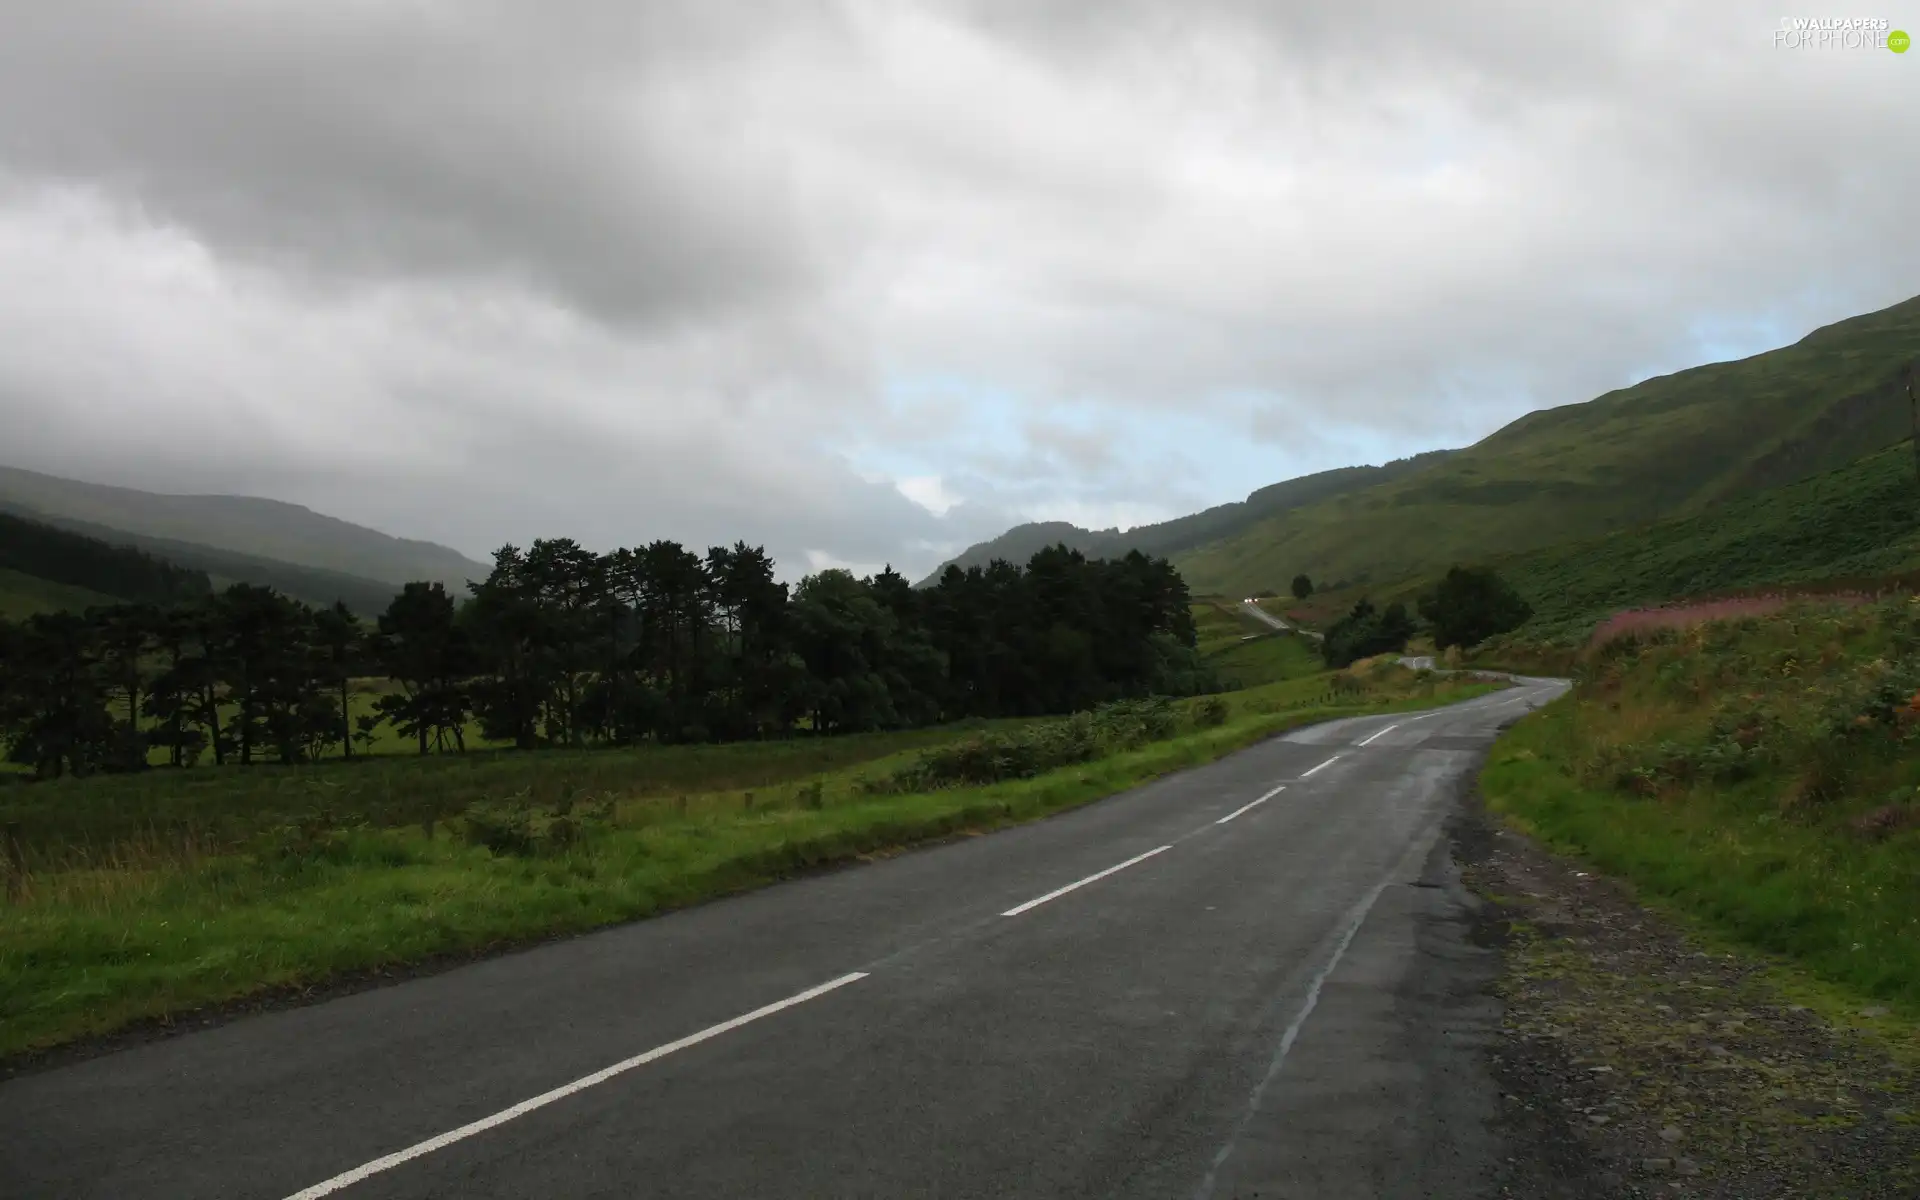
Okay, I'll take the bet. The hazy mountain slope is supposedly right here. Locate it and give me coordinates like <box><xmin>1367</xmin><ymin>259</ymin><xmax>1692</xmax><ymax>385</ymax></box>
<box><xmin>1174</xmin><ymin>293</ymin><xmax>1920</xmax><ymax>597</ymax></box>
<box><xmin>0</xmin><ymin>510</ymin><xmax>213</xmax><ymax>609</ymax></box>
<box><xmin>0</xmin><ymin>504</ymin><xmax>411</xmax><ymax>616</ymax></box>
<box><xmin>920</xmin><ymin>449</ymin><xmax>1457</xmax><ymax>585</ymax></box>
<box><xmin>0</xmin><ymin>464</ymin><xmax>488</xmax><ymax>591</ymax></box>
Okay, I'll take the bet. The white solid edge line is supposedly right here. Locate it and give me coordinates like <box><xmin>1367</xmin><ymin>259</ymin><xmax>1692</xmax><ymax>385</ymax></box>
<box><xmin>1001</xmin><ymin>845</ymin><xmax>1173</xmax><ymax>917</ymax></box>
<box><xmin>1298</xmin><ymin>754</ymin><xmax>1341</xmax><ymax>778</ymax></box>
<box><xmin>1356</xmin><ymin>722</ymin><xmax>1400</xmax><ymax>747</ymax></box>
<box><xmin>1216</xmin><ymin>784</ymin><xmax>1287</xmax><ymax>825</ymax></box>
<box><xmin>281</xmin><ymin>972</ymin><xmax>870</xmax><ymax>1200</ymax></box>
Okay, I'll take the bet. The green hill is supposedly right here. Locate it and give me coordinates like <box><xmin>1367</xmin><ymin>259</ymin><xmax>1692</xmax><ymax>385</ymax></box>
<box><xmin>0</xmin><ymin>509</ymin><xmax>212</xmax><ymax>611</ymax></box>
<box><xmin>0</xmin><ymin>464</ymin><xmax>488</xmax><ymax>591</ymax></box>
<box><xmin>0</xmin><ymin>568</ymin><xmax>121</xmax><ymax>621</ymax></box>
<box><xmin>920</xmin><ymin>450</ymin><xmax>1456</xmax><ymax>585</ymax></box>
<box><xmin>1174</xmin><ymin>293</ymin><xmax>1920</xmax><ymax>597</ymax></box>
<box><xmin>1491</xmin><ymin>441</ymin><xmax>1920</xmax><ymax>641</ymax></box>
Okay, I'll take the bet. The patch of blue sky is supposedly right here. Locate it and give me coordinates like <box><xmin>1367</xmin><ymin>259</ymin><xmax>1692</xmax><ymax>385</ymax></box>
<box><xmin>852</xmin><ymin>372</ymin><xmax>1461</xmax><ymax>529</ymax></box>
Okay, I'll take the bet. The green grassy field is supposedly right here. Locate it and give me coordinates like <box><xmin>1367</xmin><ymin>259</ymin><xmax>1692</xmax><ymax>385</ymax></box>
<box><xmin>1207</xmin><ymin>629</ymin><xmax>1322</xmax><ymax>688</ymax></box>
<box><xmin>1190</xmin><ymin>600</ymin><xmax>1322</xmax><ymax>688</ymax></box>
<box><xmin>0</xmin><ymin>567</ymin><xmax>118</xmax><ymax>621</ymax></box>
<box><xmin>1191</xmin><ymin>599</ymin><xmax>1269</xmax><ymax>655</ymax></box>
<box><xmin>1481</xmin><ymin>598</ymin><xmax>1920</xmax><ymax>1017</ymax></box>
<box><xmin>0</xmin><ymin>666</ymin><xmax>1500</xmax><ymax>1058</ymax></box>
<box><xmin>1176</xmin><ymin>294</ymin><xmax>1920</xmax><ymax>598</ymax></box>
<box><xmin>124</xmin><ymin>681</ymin><xmax>511</xmax><ymax>769</ymax></box>
<box><xmin>3</xmin><ymin>721</ymin><xmax>1029</xmax><ymax>867</ymax></box>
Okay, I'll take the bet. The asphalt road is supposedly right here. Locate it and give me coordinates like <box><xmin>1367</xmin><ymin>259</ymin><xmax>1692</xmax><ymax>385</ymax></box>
<box><xmin>1</xmin><ymin>679</ymin><xmax>1567</xmax><ymax>1200</ymax></box>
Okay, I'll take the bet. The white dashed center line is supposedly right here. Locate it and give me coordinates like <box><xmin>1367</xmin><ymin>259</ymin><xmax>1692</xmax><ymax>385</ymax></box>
<box><xmin>1001</xmin><ymin>845</ymin><xmax>1172</xmax><ymax>917</ymax></box>
<box><xmin>1215</xmin><ymin>784</ymin><xmax>1286</xmax><ymax>825</ymax></box>
<box><xmin>1299</xmin><ymin>755</ymin><xmax>1342</xmax><ymax>779</ymax></box>
<box><xmin>1356</xmin><ymin>722</ymin><xmax>1400</xmax><ymax>746</ymax></box>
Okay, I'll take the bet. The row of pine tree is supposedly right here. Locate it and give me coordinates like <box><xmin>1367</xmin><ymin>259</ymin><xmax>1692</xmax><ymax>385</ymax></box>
<box><xmin>0</xmin><ymin>539</ymin><xmax>1210</xmax><ymax>779</ymax></box>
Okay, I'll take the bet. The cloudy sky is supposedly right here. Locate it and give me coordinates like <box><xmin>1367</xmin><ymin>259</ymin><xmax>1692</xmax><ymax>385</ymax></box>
<box><xmin>0</xmin><ymin>2</ymin><xmax>1915</xmax><ymax>578</ymax></box>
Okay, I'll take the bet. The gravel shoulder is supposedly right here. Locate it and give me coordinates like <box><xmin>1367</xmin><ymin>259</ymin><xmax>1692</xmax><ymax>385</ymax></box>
<box><xmin>1454</xmin><ymin>791</ymin><xmax>1920</xmax><ymax>1199</ymax></box>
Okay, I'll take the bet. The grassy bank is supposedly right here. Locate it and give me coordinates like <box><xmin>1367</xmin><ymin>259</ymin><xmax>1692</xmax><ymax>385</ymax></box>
<box><xmin>1480</xmin><ymin>596</ymin><xmax>1920</xmax><ymax>1017</ymax></box>
<box><xmin>1</xmin><ymin>667</ymin><xmax>1497</xmax><ymax>1058</ymax></box>
<box><xmin>0</xmin><ymin>721</ymin><xmax>1030</xmax><ymax>869</ymax></box>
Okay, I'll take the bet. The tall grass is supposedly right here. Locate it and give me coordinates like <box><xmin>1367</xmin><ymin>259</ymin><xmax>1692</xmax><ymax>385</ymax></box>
<box><xmin>1482</xmin><ymin>595</ymin><xmax>1920</xmax><ymax>1013</ymax></box>
<box><xmin>1586</xmin><ymin>593</ymin><xmax>1877</xmax><ymax>649</ymax></box>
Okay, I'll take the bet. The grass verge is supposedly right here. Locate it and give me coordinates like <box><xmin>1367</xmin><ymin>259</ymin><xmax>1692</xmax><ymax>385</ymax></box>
<box><xmin>1462</xmin><ymin>806</ymin><xmax>1920</xmax><ymax>1196</ymax></box>
<box><xmin>0</xmin><ymin>721</ymin><xmax>1032</xmax><ymax>866</ymax></box>
<box><xmin>1480</xmin><ymin>598</ymin><xmax>1920</xmax><ymax>1030</ymax></box>
<box><xmin>1</xmin><ymin>671</ymin><xmax>1497</xmax><ymax>1060</ymax></box>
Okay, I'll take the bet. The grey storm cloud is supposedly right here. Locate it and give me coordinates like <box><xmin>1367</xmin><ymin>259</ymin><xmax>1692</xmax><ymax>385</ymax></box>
<box><xmin>0</xmin><ymin>4</ymin><xmax>825</xmax><ymax>319</ymax></box>
<box><xmin>0</xmin><ymin>1</ymin><xmax>1916</xmax><ymax>578</ymax></box>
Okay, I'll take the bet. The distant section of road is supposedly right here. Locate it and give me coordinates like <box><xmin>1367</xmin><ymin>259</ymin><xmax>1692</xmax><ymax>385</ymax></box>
<box><xmin>1</xmin><ymin>682</ymin><xmax>1567</xmax><ymax>1200</ymax></box>
<box><xmin>1239</xmin><ymin>598</ymin><xmax>1324</xmax><ymax>640</ymax></box>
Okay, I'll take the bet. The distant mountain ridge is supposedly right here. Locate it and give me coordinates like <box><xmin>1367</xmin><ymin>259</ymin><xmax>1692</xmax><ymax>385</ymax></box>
<box><xmin>0</xmin><ymin>464</ymin><xmax>488</xmax><ymax>593</ymax></box>
<box><xmin>1172</xmin><ymin>292</ymin><xmax>1920</xmax><ymax>597</ymax></box>
<box><xmin>919</xmin><ymin>449</ymin><xmax>1458</xmax><ymax>586</ymax></box>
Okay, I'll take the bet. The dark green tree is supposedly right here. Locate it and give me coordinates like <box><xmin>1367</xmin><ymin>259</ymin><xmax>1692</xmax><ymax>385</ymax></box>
<box><xmin>1291</xmin><ymin>574</ymin><xmax>1314</xmax><ymax>600</ymax></box>
<box><xmin>787</xmin><ymin>570</ymin><xmax>899</xmax><ymax>735</ymax></box>
<box><xmin>637</xmin><ymin>540</ymin><xmax>714</xmax><ymax>741</ymax></box>
<box><xmin>211</xmin><ymin>584</ymin><xmax>320</xmax><ymax>765</ymax></box>
<box><xmin>370</xmin><ymin>582</ymin><xmax>473</xmax><ymax>754</ymax></box>
<box><xmin>1417</xmin><ymin>566</ymin><xmax>1533</xmax><ymax>650</ymax></box>
<box><xmin>97</xmin><ymin>604</ymin><xmax>159</xmax><ymax>771</ymax></box>
<box><xmin>704</xmin><ymin>542</ymin><xmax>794</xmax><ymax>739</ymax></box>
<box><xmin>185</xmin><ymin>605</ymin><xmax>231</xmax><ymax>766</ymax></box>
<box><xmin>312</xmin><ymin>601</ymin><xmax>364</xmax><ymax>759</ymax></box>
<box><xmin>142</xmin><ymin>607</ymin><xmax>209</xmax><ymax>767</ymax></box>
<box><xmin>523</xmin><ymin>538</ymin><xmax>604</xmax><ymax>746</ymax></box>
<box><xmin>465</xmin><ymin>545</ymin><xmax>547</xmax><ymax>750</ymax></box>
<box><xmin>1321</xmin><ymin>597</ymin><xmax>1415</xmax><ymax>668</ymax></box>
<box><xmin>0</xmin><ymin>612</ymin><xmax>118</xmax><ymax>778</ymax></box>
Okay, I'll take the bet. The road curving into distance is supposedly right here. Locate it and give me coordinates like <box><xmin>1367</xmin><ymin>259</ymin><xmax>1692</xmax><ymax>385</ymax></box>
<box><xmin>1238</xmin><ymin>598</ymin><xmax>1323</xmax><ymax>641</ymax></box>
<box><xmin>1</xmin><ymin>677</ymin><xmax>1569</xmax><ymax>1200</ymax></box>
